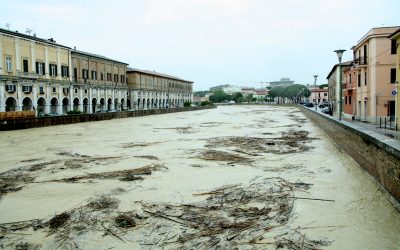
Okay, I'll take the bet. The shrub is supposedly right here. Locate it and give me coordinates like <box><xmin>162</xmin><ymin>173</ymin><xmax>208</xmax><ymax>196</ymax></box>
<box><xmin>184</xmin><ymin>101</ymin><xmax>192</xmax><ymax>107</ymax></box>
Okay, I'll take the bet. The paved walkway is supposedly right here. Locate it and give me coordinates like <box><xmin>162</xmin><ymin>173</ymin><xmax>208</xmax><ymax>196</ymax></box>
<box><xmin>305</xmin><ymin>106</ymin><xmax>400</xmax><ymax>144</ymax></box>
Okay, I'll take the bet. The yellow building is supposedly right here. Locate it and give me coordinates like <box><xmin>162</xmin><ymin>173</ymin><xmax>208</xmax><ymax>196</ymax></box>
<box><xmin>71</xmin><ymin>50</ymin><xmax>128</xmax><ymax>113</ymax></box>
<box><xmin>127</xmin><ymin>68</ymin><xmax>193</xmax><ymax>110</ymax></box>
<box><xmin>389</xmin><ymin>28</ymin><xmax>400</xmax><ymax>127</ymax></box>
<box><xmin>0</xmin><ymin>28</ymin><xmax>71</xmax><ymax>114</ymax></box>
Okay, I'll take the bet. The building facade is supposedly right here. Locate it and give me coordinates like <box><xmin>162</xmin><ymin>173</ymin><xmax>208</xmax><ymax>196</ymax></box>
<box><xmin>351</xmin><ymin>26</ymin><xmax>399</xmax><ymax>122</ymax></box>
<box><xmin>389</xmin><ymin>29</ymin><xmax>400</xmax><ymax>127</ymax></box>
<box><xmin>0</xmin><ymin>28</ymin><xmax>71</xmax><ymax>114</ymax></box>
<box><xmin>309</xmin><ymin>87</ymin><xmax>328</xmax><ymax>105</ymax></box>
<box><xmin>326</xmin><ymin>62</ymin><xmax>352</xmax><ymax>118</ymax></box>
<box><xmin>126</xmin><ymin>68</ymin><xmax>193</xmax><ymax>110</ymax></box>
<box><xmin>343</xmin><ymin>66</ymin><xmax>358</xmax><ymax>118</ymax></box>
<box><xmin>70</xmin><ymin>50</ymin><xmax>128</xmax><ymax>114</ymax></box>
<box><xmin>1</xmin><ymin>28</ymin><xmax>194</xmax><ymax>117</ymax></box>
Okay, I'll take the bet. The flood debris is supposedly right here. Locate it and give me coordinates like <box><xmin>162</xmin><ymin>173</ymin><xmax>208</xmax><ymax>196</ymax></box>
<box><xmin>0</xmin><ymin>177</ymin><xmax>332</xmax><ymax>249</ymax></box>
<box><xmin>197</xmin><ymin>150</ymin><xmax>251</xmax><ymax>163</ymax></box>
<box><xmin>203</xmin><ymin>129</ymin><xmax>317</xmax><ymax>158</ymax></box>
<box><xmin>154</xmin><ymin>126</ymin><xmax>194</xmax><ymax>134</ymax></box>
<box><xmin>49</xmin><ymin>212</ymin><xmax>70</xmax><ymax>230</ymax></box>
<box><xmin>48</xmin><ymin>164</ymin><xmax>166</xmax><ymax>183</ymax></box>
<box><xmin>135</xmin><ymin>177</ymin><xmax>332</xmax><ymax>249</ymax></box>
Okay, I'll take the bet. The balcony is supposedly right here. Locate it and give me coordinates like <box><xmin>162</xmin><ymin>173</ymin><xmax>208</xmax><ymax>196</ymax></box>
<box><xmin>353</xmin><ymin>56</ymin><xmax>368</xmax><ymax>67</ymax></box>
<box><xmin>18</xmin><ymin>71</ymin><xmax>39</xmax><ymax>79</ymax></box>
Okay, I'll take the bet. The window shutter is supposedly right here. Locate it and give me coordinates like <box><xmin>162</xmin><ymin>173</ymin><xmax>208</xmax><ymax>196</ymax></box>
<box><xmin>55</xmin><ymin>66</ymin><xmax>58</xmax><ymax>76</ymax></box>
<box><xmin>42</xmin><ymin>63</ymin><xmax>45</xmax><ymax>74</ymax></box>
<box><xmin>67</xmin><ymin>67</ymin><xmax>69</xmax><ymax>77</ymax></box>
<box><xmin>391</xmin><ymin>68</ymin><xmax>396</xmax><ymax>83</ymax></box>
<box><xmin>36</xmin><ymin>62</ymin><xmax>38</xmax><ymax>73</ymax></box>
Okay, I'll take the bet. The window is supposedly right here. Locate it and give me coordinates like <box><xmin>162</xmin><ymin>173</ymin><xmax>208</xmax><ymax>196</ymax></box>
<box><xmin>358</xmin><ymin>73</ymin><xmax>361</xmax><ymax>87</ymax></box>
<box><xmin>85</xmin><ymin>89</ymin><xmax>88</xmax><ymax>94</ymax></box>
<box><xmin>391</xmin><ymin>39</ymin><xmax>397</xmax><ymax>54</ymax></box>
<box><xmin>91</xmin><ymin>70</ymin><xmax>97</xmax><ymax>80</ymax></box>
<box><xmin>349</xmin><ymin>97</ymin><xmax>352</xmax><ymax>105</ymax></box>
<box><xmin>324</xmin><ymin>93</ymin><xmax>327</xmax><ymax>96</ymax></box>
<box><xmin>107</xmin><ymin>73</ymin><xmax>112</xmax><ymax>81</ymax></box>
<box><xmin>49</xmin><ymin>64</ymin><xmax>57</xmax><ymax>76</ymax></box>
<box><xmin>53</xmin><ymin>87</ymin><xmax>57</xmax><ymax>93</ymax></box>
<box><xmin>75</xmin><ymin>88</ymin><xmax>78</xmax><ymax>94</ymax></box>
<box><xmin>61</xmin><ymin>66</ymin><xmax>69</xmax><ymax>77</ymax></box>
<box><xmin>364</xmin><ymin>72</ymin><xmax>367</xmax><ymax>85</ymax></box>
<box><xmin>5</xmin><ymin>56</ymin><xmax>12</xmax><ymax>72</ymax></box>
<box><xmin>22</xmin><ymin>59</ymin><xmax>29</xmax><ymax>73</ymax></box>
<box><xmin>120</xmin><ymin>75</ymin><xmax>125</xmax><ymax>83</ymax></box>
<box><xmin>101</xmin><ymin>73</ymin><xmax>104</xmax><ymax>81</ymax></box>
<box><xmin>345</xmin><ymin>96</ymin><xmax>347</xmax><ymax>104</ymax></box>
<box><xmin>82</xmin><ymin>69</ymin><xmax>88</xmax><ymax>80</ymax></box>
<box><xmin>391</xmin><ymin>68</ymin><xmax>397</xmax><ymax>84</ymax></box>
<box><xmin>5</xmin><ymin>84</ymin><xmax>16</xmax><ymax>92</ymax></box>
<box><xmin>22</xmin><ymin>86</ymin><xmax>32</xmax><ymax>93</ymax></box>
<box><xmin>74</xmin><ymin>68</ymin><xmax>78</xmax><ymax>81</ymax></box>
<box><xmin>114</xmin><ymin>74</ymin><xmax>118</xmax><ymax>82</ymax></box>
<box><xmin>349</xmin><ymin>74</ymin><xmax>352</xmax><ymax>84</ymax></box>
<box><xmin>39</xmin><ymin>86</ymin><xmax>44</xmax><ymax>94</ymax></box>
<box><xmin>36</xmin><ymin>62</ymin><xmax>45</xmax><ymax>75</ymax></box>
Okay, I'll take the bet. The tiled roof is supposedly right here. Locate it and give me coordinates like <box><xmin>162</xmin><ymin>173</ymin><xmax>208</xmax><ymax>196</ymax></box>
<box><xmin>127</xmin><ymin>67</ymin><xmax>193</xmax><ymax>83</ymax></box>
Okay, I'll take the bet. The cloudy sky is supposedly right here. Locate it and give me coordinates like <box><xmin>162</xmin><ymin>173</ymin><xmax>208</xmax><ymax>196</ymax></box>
<box><xmin>1</xmin><ymin>0</ymin><xmax>399</xmax><ymax>90</ymax></box>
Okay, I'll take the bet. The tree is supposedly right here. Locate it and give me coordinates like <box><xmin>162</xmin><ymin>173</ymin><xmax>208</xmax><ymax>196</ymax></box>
<box><xmin>268</xmin><ymin>85</ymin><xmax>310</xmax><ymax>103</ymax></box>
<box><xmin>209</xmin><ymin>89</ymin><xmax>229</xmax><ymax>103</ymax></box>
<box><xmin>232</xmin><ymin>92</ymin><xmax>243</xmax><ymax>103</ymax></box>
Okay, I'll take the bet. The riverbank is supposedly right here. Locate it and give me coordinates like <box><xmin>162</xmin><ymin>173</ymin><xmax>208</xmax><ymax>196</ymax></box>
<box><xmin>0</xmin><ymin>105</ymin><xmax>216</xmax><ymax>131</ymax></box>
<box><xmin>299</xmin><ymin>105</ymin><xmax>400</xmax><ymax>210</ymax></box>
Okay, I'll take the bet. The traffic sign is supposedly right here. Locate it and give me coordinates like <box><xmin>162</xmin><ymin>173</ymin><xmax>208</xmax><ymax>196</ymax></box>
<box><xmin>392</xmin><ymin>90</ymin><xmax>397</xmax><ymax>96</ymax></box>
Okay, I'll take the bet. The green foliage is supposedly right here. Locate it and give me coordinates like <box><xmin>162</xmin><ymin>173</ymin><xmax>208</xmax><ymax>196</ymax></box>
<box><xmin>268</xmin><ymin>84</ymin><xmax>310</xmax><ymax>99</ymax></box>
<box><xmin>209</xmin><ymin>90</ymin><xmax>230</xmax><ymax>103</ymax></box>
<box><xmin>232</xmin><ymin>92</ymin><xmax>243</xmax><ymax>103</ymax></box>
<box><xmin>193</xmin><ymin>90</ymin><xmax>211</xmax><ymax>97</ymax></box>
<box><xmin>184</xmin><ymin>101</ymin><xmax>192</xmax><ymax>107</ymax></box>
<box><xmin>319</xmin><ymin>84</ymin><xmax>328</xmax><ymax>89</ymax></box>
<box><xmin>200</xmin><ymin>101</ymin><xmax>210</xmax><ymax>106</ymax></box>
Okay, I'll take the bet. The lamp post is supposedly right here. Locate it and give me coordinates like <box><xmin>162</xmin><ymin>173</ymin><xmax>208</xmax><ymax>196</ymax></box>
<box><xmin>314</xmin><ymin>75</ymin><xmax>318</xmax><ymax>111</ymax></box>
<box><xmin>334</xmin><ymin>49</ymin><xmax>346</xmax><ymax>121</ymax></box>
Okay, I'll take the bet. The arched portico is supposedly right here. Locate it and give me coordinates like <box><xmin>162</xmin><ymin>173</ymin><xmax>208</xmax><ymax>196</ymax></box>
<box><xmin>50</xmin><ymin>98</ymin><xmax>58</xmax><ymax>114</ymax></box>
<box><xmin>83</xmin><ymin>98</ymin><xmax>89</xmax><ymax>113</ymax></box>
<box><xmin>37</xmin><ymin>97</ymin><xmax>46</xmax><ymax>115</ymax></box>
<box><xmin>5</xmin><ymin>97</ymin><xmax>17</xmax><ymax>112</ymax></box>
<box><xmin>62</xmin><ymin>98</ymin><xmax>69</xmax><ymax>114</ymax></box>
<box><xmin>92</xmin><ymin>98</ymin><xmax>97</xmax><ymax>113</ymax></box>
<box><xmin>73</xmin><ymin>98</ymin><xmax>80</xmax><ymax>111</ymax></box>
<box><xmin>22</xmin><ymin>97</ymin><xmax>33</xmax><ymax>111</ymax></box>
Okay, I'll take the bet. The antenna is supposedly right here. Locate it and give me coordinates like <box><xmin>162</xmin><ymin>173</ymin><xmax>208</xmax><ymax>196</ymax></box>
<box><xmin>26</xmin><ymin>28</ymin><xmax>32</xmax><ymax>35</ymax></box>
<box><xmin>5</xmin><ymin>23</ymin><xmax>10</xmax><ymax>30</ymax></box>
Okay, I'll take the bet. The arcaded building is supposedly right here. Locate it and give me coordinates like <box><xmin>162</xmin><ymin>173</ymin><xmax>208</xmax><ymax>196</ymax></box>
<box><xmin>126</xmin><ymin>68</ymin><xmax>193</xmax><ymax>110</ymax></box>
<box><xmin>0</xmin><ymin>28</ymin><xmax>71</xmax><ymax>114</ymax></box>
<box><xmin>70</xmin><ymin>50</ymin><xmax>128</xmax><ymax>113</ymax></box>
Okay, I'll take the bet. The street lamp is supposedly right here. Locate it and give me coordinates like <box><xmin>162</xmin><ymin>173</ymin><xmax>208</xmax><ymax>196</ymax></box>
<box><xmin>314</xmin><ymin>75</ymin><xmax>318</xmax><ymax>111</ymax></box>
<box><xmin>334</xmin><ymin>49</ymin><xmax>346</xmax><ymax>121</ymax></box>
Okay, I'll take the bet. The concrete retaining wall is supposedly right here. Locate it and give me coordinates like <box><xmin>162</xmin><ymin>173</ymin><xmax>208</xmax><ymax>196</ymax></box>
<box><xmin>300</xmin><ymin>106</ymin><xmax>400</xmax><ymax>210</ymax></box>
<box><xmin>0</xmin><ymin>106</ymin><xmax>216</xmax><ymax>131</ymax></box>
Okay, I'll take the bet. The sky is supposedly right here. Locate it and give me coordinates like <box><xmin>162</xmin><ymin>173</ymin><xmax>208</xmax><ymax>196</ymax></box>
<box><xmin>1</xmin><ymin>0</ymin><xmax>399</xmax><ymax>90</ymax></box>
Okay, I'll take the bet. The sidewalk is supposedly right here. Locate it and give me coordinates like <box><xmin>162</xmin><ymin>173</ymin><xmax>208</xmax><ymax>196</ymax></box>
<box><xmin>304</xmin><ymin>106</ymin><xmax>400</xmax><ymax>143</ymax></box>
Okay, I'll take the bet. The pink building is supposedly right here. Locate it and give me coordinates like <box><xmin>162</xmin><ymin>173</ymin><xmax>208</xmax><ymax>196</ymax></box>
<box><xmin>351</xmin><ymin>26</ymin><xmax>399</xmax><ymax>122</ymax></box>
<box><xmin>310</xmin><ymin>88</ymin><xmax>328</xmax><ymax>105</ymax></box>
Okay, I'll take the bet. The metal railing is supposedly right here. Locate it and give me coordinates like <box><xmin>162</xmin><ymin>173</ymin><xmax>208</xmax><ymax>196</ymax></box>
<box><xmin>354</xmin><ymin>56</ymin><xmax>367</xmax><ymax>66</ymax></box>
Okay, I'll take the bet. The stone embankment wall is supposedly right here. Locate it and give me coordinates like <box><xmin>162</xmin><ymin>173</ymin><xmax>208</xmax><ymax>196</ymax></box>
<box><xmin>0</xmin><ymin>106</ymin><xmax>216</xmax><ymax>131</ymax></box>
<box><xmin>300</xmin><ymin>106</ymin><xmax>400</xmax><ymax>210</ymax></box>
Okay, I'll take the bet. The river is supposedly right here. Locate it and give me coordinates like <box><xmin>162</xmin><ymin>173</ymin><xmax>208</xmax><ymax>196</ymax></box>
<box><xmin>0</xmin><ymin>105</ymin><xmax>399</xmax><ymax>249</ymax></box>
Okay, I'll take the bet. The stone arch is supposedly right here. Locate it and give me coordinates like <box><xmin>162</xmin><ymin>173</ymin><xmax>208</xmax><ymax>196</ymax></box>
<box><xmin>5</xmin><ymin>97</ymin><xmax>17</xmax><ymax>111</ymax></box>
<box><xmin>62</xmin><ymin>98</ymin><xmax>69</xmax><ymax>114</ymax></box>
<box><xmin>121</xmin><ymin>98</ymin><xmax>125</xmax><ymax>111</ymax></box>
<box><xmin>73</xmin><ymin>98</ymin><xmax>80</xmax><ymax>111</ymax></box>
<box><xmin>127</xmin><ymin>99</ymin><xmax>131</xmax><ymax>110</ymax></box>
<box><xmin>83</xmin><ymin>98</ymin><xmax>89</xmax><ymax>113</ymax></box>
<box><xmin>147</xmin><ymin>98</ymin><xmax>150</xmax><ymax>109</ymax></box>
<box><xmin>114</xmin><ymin>98</ymin><xmax>119</xmax><ymax>111</ymax></box>
<box><xmin>100</xmin><ymin>98</ymin><xmax>105</xmax><ymax>112</ymax></box>
<box><xmin>50</xmin><ymin>97</ymin><xmax>58</xmax><ymax>114</ymax></box>
<box><xmin>142</xmin><ymin>98</ymin><xmax>145</xmax><ymax>109</ymax></box>
<box><xmin>151</xmin><ymin>98</ymin><xmax>155</xmax><ymax>109</ymax></box>
<box><xmin>92</xmin><ymin>98</ymin><xmax>97</xmax><ymax>113</ymax></box>
<box><xmin>107</xmin><ymin>98</ymin><xmax>112</xmax><ymax>111</ymax></box>
<box><xmin>22</xmin><ymin>97</ymin><xmax>33</xmax><ymax>111</ymax></box>
<box><xmin>37</xmin><ymin>97</ymin><xmax>46</xmax><ymax>115</ymax></box>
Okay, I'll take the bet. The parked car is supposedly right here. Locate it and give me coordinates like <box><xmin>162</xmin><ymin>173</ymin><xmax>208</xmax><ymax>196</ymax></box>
<box><xmin>304</xmin><ymin>102</ymin><xmax>314</xmax><ymax>107</ymax></box>
<box><xmin>321</xmin><ymin>107</ymin><xmax>330</xmax><ymax>114</ymax></box>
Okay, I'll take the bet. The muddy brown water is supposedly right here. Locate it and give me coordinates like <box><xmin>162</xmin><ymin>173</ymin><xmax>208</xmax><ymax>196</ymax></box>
<box><xmin>0</xmin><ymin>105</ymin><xmax>399</xmax><ymax>249</ymax></box>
